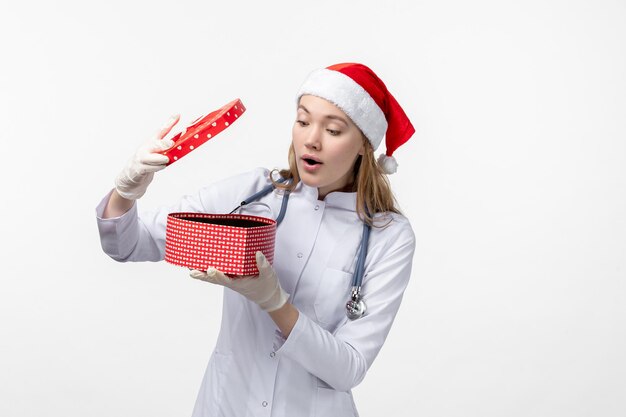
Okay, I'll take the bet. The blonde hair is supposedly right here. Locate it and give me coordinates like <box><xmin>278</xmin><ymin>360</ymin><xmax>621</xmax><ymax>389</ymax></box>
<box><xmin>270</xmin><ymin>137</ymin><xmax>400</xmax><ymax>227</ymax></box>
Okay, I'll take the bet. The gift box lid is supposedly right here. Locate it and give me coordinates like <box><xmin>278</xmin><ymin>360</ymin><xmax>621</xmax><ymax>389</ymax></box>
<box><xmin>160</xmin><ymin>98</ymin><xmax>246</xmax><ymax>164</ymax></box>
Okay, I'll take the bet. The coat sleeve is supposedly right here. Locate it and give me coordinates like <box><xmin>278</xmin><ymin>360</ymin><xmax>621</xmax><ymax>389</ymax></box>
<box><xmin>276</xmin><ymin>218</ymin><xmax>416</xmax><ymax>392</ymax></box>
<box><xmin>94</xmin><ymin>168</ymin><xmax>272</xmax><ymax>262</ymax></box>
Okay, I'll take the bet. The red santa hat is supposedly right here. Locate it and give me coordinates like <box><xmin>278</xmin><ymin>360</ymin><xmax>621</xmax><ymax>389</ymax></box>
<box><xmin>296</xmin><ymin>62</ymin><xmax>415</xmax><ymax>174</ymax></box>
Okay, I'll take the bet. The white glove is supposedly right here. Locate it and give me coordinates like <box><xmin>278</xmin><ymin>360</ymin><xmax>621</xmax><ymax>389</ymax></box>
<box><xmin>190</xmin><ymin>251</ymin><xmax>289</xmax><ymax>312</ymax></box>
<box><xmin>114</xmin><ymin>115</ymin><xmax>179</xmax><ymax>200</ymax></box>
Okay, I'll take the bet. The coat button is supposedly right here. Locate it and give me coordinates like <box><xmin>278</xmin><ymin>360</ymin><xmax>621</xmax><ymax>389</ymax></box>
<box><xmin>297</xmin><ymin>252</ymin><xmax>303</xmax><ymax>258</ymax></box>
<box><xmin>262</xmin><ymin>401</ymin><xmax>268</xmax><ymax>407</ymax></box>
<box><xmin>270</xmin><ymin>351</ymin><xmax>276</xmax><ymax>358</ymax></box>
<box><xmin>314</xmin><ymin>205</ymin><xmax>320</xmax><ymax>210</ymax></box>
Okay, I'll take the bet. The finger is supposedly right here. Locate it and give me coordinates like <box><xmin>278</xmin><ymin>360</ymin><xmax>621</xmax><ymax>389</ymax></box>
<box><xmin>135</xmin><ymin>162</ymin><xmax>167</xmax><ymax>175</ymax></box>
<box><xmin>190</xmin><ymin>268</ymin><xmax>221</xmax><ymax>284</ymax></box>
<box><xmin>157</xmin><ymin>137</ymin><xmax>175</xmax><ymax>150</ymax></box>
<box><xmin>134</xmin><ymin>164</ymin><xmax>166</xmax><ymax>176</ymax></box>
<box><xmin>213</xmin><ymin>274</ymin><xmax>234</xmax><ymax>286</ymax></box>
<box><xmin>255</xmin><ymin>251</ymin><xmax>272</xmax><ymax>274</ymax></box>
<box><xmin>157</xmin><ymin>114</ymin><xmax>180</xmax><ymax>140</ymax></box>
<box><xmin>208</xmin><ymin>267</ymin><xmax>233</xmax><ymax>284</ymax></box>
<box><xmin>141</xmin><ymin>152</ymin><xmax>170</xmax><ymax>166</ymax></box>
<box><xmin>146</xmin><ymin>137</ymin><xmax>175</xmax><ymax>153</ymax></box>
<box><xmin>189</xmin><ymin>269</ymin><xmax>209</xmax><ymax>280</ymax></box>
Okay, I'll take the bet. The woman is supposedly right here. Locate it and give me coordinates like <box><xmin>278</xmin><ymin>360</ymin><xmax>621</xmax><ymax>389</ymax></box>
<box><xmin>96</xmin><ymin>62</ymin><xmax>416</xmax><ymax>416</ymax></box>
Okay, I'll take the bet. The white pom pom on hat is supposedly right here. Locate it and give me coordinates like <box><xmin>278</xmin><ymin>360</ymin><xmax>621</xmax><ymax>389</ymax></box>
<box><xmin>296</xmin><ymin>62</ymin><xmax>415</xmax><ymax>174</ymax></box>
<box><xmin>377</xmin><ymin>153</ymin><xmax>398</xmax><ymax>174</ymax></box>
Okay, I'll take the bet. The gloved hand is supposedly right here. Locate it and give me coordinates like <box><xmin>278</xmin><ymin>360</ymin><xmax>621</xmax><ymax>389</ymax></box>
<box><xmin>114</xmin><ymin>115</ymin><xmax>180</xmax><ymax>200</ymax></box>
<box><xmin>190</xmin><ymin>251</ymin><xmax>289</xmax><ymax>312</ymax></box>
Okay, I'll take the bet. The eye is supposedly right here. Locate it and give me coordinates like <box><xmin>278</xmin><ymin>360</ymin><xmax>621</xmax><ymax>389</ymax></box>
<box><xmin>327</xmin><ymin>129</ymin><xmax>341</xmax><ymax>136</ymax></box>
<box><xmin>296</xmin><ymin>120</ymin><xmax>309</xmax><ymax>127</ymax></box>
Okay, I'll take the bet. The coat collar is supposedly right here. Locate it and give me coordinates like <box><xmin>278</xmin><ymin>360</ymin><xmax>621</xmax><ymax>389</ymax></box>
<box><xmin>296</xmin><ymin>181</ymin><xmax>358</xmax><ymax>212</ymax></box>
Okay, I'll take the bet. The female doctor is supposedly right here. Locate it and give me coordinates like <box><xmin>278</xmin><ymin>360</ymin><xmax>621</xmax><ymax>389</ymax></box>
<box><xmin>96</xmin><ymin>62</ymin><xmax>416</xmax><ymax>416</ymax></box>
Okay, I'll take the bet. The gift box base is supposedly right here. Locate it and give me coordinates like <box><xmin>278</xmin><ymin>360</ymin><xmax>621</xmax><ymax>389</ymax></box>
<box><xmin>165</xmin><ymin>213</ymin><xmax>276</xmax><ymax>276</ymax></box>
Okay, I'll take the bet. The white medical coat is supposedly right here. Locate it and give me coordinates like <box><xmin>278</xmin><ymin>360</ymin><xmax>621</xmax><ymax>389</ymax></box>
<box><xmin>96</xmin><ymin>168</ymin><xmax>416</xmax><ymax>417</ymax></box>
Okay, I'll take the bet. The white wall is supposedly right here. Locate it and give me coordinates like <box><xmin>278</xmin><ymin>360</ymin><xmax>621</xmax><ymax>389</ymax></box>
<box><xmin>1</xmin><ymin>1</ymin><xmax>625</xmax><ymax>416</ymax></box>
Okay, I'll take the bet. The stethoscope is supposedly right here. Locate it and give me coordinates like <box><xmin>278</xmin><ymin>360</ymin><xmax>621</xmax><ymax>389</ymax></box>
<box><xmin>230</xmin><ymin>179</ymin><xmax>370</xmax><ymax>320</ymax></box>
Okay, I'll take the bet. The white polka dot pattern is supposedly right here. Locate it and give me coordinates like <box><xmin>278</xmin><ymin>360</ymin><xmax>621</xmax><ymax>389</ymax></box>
<box><xmin>164</xmin><ymin>212</ymin><xmax>276</xmax><ymax>276</ymax></box>
<box><xmin>160</xmin><ymin>98</ymin><xmax>246</xmax><ymax>165</ymax></box>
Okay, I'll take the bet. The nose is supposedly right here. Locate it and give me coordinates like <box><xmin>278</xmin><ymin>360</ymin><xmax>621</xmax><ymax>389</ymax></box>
<box><xmin>304</xmin><ymin>125</ymin><xmax>322</xmax><ymax>150</ymax></box>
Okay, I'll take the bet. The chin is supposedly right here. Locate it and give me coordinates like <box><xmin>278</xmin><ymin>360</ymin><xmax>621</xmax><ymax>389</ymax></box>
<box><xmin>298</xmin><ymin>174</ymin><xmax>322</xmax><ymax>189</ymax></box>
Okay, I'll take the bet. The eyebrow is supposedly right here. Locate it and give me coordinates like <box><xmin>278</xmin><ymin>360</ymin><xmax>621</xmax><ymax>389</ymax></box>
<box><xmin>298</xmin><ymin>104</ymin><xmax>349</xmax><ymax>126</ymax></box>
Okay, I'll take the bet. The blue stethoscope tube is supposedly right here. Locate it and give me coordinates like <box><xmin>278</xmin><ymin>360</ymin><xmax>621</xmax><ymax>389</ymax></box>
<box><xmin>232</xmin><ymin>179</ymin><xmax>370</xmax><ymax>320</ymax></box>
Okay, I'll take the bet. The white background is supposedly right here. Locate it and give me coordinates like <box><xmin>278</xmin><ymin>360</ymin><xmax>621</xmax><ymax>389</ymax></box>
<box><xmin>1</xmin><ymin>0</ymin><xmax>625</xmax><ymax>416</ymax></box>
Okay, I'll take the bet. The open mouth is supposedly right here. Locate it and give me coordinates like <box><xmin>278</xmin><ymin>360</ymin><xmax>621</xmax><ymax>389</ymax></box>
<box><xmin>302</xmin><ymin>155</ymin><xmax>322</xmax><ymax>166</ymax></box>
<box><xmin>303</xmin><ymin>158</ymin><xmax>321</xmax><ymax>165</ymax></box>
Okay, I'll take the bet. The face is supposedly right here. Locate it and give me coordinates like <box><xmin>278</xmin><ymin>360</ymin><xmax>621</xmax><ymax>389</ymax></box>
<box><xmin>292</xmin><ymin>95</ymin><xmax>365</xmax><ymax>199</ymax></box>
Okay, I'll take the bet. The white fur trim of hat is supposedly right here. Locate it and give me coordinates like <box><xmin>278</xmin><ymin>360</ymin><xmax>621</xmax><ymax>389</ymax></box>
<box><xmin>296</xmin><ymin>68</ymin><xmax>388</xmax><ymax>151</ymax></box>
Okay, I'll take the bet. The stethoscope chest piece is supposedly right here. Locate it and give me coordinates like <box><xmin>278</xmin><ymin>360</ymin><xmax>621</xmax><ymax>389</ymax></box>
<box><xmin>346</xmin><ymin>288</ymin><xmax>367</xmax><ymax>320</ymax></box>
